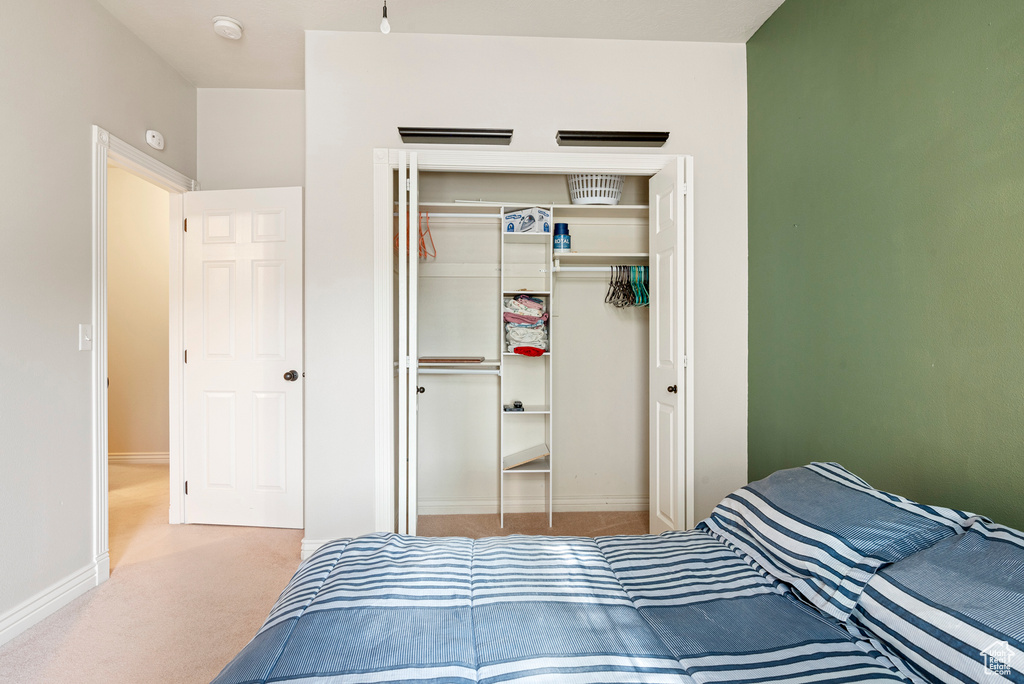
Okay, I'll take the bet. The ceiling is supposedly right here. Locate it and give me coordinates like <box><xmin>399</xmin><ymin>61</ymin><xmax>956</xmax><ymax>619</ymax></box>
<box><xmin>95</xmin><ymin>0</ymin><xmax>785</xmax><ymax>89</ymax></box>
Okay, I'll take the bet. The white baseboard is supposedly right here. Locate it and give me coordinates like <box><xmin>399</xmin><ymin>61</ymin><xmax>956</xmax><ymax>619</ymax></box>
<box><xmin>0</xmin><ymin>561</ymin><xmax>99</xmax><ymax>648</ymax></box>
<box><xmin>108</xmin><ymin>452</ymin><xmax>169</xmax><ymax>464</ymax></box>
<box><xmin>418</xmin><ymin>494</ymin><xmax>649</xmax><ymax>516</ymax></box>
<box><xmin>300</xmin><ymin>538</ymin><xmax>331</xmax><ymax>561</ymax></box>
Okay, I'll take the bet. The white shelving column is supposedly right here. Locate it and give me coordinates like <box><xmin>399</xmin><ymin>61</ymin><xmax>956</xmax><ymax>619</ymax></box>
<box><xmin>499</xmin><ymin>206</ymin><xmax>554</xmax><ymax>528</ymax></box>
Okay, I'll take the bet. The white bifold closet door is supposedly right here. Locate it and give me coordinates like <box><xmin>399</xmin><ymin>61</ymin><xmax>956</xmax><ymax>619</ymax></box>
<box><xmin>182</xmin><ymin>187</ymin><xmax>304</xmax><ymax>529</ymax></box>
<box><xmin>649</xmin><ymin>159</ymin><xmax>692</xmax><ymax>534</ymax></box>
<box><xmin>396</xmin><ymin>152</ymin><xmax>419</xmax><ymax>535</ymax></box>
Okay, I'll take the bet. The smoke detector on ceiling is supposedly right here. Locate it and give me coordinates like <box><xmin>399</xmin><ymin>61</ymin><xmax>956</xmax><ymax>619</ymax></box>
<box><xmin>212</xmin><ymin>16</ymin><xmax>243</xmax><ymax>40</ymax></box>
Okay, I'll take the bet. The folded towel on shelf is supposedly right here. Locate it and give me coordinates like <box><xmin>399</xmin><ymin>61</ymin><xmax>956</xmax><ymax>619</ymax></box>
<box><xmin>506</xmin><ymin>326</ymin><xmax>547</xmax><ymax>345</ymax></box>
<box><xmin>514</xmin><ymin>295</ymin><xmax>545</xmax><ymax>310</ymax></box>
<box><xmin>503</xmin><ymin>295</ymin><xmax>549</xmax><ymax>354</ymax></box>
<box><xmin>512</xmin><ymin>346</ymin><xmax>545</xmax><ymax>356</ymax></box>
<box><xmin>503</xmin><ymin>311</ymin><xmax>549</xmax><ymax>325</ymax></box>
<box><xmin>503</xmin><ymin>299</ymin><xmax>545</xmax><ymax>318</ymax></box>
<box><xmin>508</xmin><ymin>342</ymin><xmax>548</xmax><ymax>352</ymax></box>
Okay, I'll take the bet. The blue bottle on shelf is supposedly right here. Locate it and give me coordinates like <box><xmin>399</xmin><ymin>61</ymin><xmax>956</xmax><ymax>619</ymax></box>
<box><xmin>553</xmin><ymin>223</ymin><xmax>570</xmax><ymax>254</ymax></box>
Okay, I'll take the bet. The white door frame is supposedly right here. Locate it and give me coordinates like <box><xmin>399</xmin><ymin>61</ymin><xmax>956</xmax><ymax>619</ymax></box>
<box><xmin>371</xmin><ymin>149</ymin><xmax>695</xmax><ymax>533</ymax></box>
<box><xmin>91</xmin><ymin>125</ymin><xmax>197</xmax><ymax>582</ymax></box>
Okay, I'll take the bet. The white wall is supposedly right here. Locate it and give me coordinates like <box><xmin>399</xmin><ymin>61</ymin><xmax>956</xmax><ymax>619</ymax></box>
<box><xmin>304</xmin><ymin>31</ymin><xmax>749</xmax><ymax>541</ymax></box>
<box><xmin>197</xmin><ymin>89</ymin><xmax>305</xmax><ymax>190</ymax></box>
<box><xmin>0</xmin><ymin>0</ymin><xmax>195</xmax><ymax>639</ymax></box>
<box><xmin>107</xmin><ymin>167</ymin><xmax>170</xmax><ymax>460</ymax></box>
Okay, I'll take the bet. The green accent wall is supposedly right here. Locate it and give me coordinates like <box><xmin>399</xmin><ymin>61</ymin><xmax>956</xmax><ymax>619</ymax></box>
<box><xmin>747</xmin><ymin>0</ymin><xmax>1024</xmax><ymax>529</ymax></box>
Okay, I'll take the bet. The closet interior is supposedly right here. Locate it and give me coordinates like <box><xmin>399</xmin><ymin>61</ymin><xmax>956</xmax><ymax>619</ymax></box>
<box><xmin>398</xmin><ymin>171</ymin><xmax>647</xmax><ymax>530</ymax></box>
<box><xmin>389</xmin><ymin>152</ymin><xmax>691</xmax><ymax>537</ymax></box>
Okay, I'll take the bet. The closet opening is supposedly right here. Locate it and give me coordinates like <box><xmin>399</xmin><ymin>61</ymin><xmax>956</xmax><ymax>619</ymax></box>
<box><xmin>395</xmin><ymin>169</ymin><xmax>658</xmax><ymax>537</ymax></box>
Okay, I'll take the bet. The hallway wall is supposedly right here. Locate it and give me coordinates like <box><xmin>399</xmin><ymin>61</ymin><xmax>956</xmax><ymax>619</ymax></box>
<box><xmin>107</xmin><ymin>167</ymin><xmax>170</xmax><ymax>461</ymax></box>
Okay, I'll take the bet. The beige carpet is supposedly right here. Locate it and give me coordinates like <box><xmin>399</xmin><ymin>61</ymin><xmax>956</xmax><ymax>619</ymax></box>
<box><xmin>418</xmin><ymin>510</ymin><xmax>648</xmax><ymax>538</ymax></box>
<box><xmin>0</xmin><ymin>464</ymin><xmax>303</xmax><ymax>684</ymax></box>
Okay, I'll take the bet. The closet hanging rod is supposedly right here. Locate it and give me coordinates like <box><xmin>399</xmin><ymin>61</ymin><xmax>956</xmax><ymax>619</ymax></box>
<box><xmin>555</xmin><ymin>266</ymin><xmax>622</xmax><ymax>273</ymax></box>
<box><xmin>392</xmin><ymin>212</ymin><xmax>500</xmax><ymax>219</ymax></box>
<box><xmin>413</xmin><ymin>368</ymin><xmax>497</xmax><ymax>374</ymax></box>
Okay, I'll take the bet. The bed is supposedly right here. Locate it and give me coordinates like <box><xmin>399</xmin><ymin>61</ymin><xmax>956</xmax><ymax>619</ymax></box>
<box><xmin>212</xmin><ymin>463</ymin><xmax>1024</xmax><ymax>684</ymax></box>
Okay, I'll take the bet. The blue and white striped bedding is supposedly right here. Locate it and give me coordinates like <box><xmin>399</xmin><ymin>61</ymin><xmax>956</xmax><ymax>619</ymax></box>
<box><xmin>213</xmin><ymin>463</ymin><xmax>1021</xmax><ymax>684</ymax></box>
<box><xmin>212</xmin><ymin>530</ymin><xmax>914</xmax><ymax>684</ymax></box>
<box><xmin>700</xmin><ymin>462</ymin><xmax>975</xmax><ymax>621</ymax></box>
<box><xmin>849</xmin><ymin>519</ymin><xmax>1024</xmax><ymax>683</ymax></box>
<box><xmin>596</xmin><ymin>532</ymin><xmax>911</xmax><ymax>684</ymax></box>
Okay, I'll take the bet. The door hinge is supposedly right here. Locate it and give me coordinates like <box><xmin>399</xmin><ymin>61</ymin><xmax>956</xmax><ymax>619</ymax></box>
<box><xmin>184</xmin><ymin>349</ymin><xmax>188</xmax><ymax>364</ymax></box>
<box><xmin>680</xmin><ymin>183</ymin><xmax>689</xmax><ymax>195</ymax></box>
<box><xmin>406</xmin><ymin>179</ymin><xmax>411</xmax><ymax>191</ymax></box>
<box><xmin>405</xmin><ymin>355</ymin><xmax>411</xmax><ymax>368</ymax></box>
<box><xmin>183</xmin><ymin>218</ymin><xmax>187</xmax><ymax>232</ymax></box>
<box><xmin>683</xmin><ymin>355</ymin><xmax>688</xmax><ymax>368</ymax></box>
<box><xmin>184</xmin><ymin>480</ymin><xmax>188</xmax><ymax>495</ymax></box>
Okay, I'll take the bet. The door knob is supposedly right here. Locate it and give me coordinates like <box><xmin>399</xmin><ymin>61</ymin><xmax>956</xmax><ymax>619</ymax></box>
<box><xmin>417</xmin><ymin>386</ymin><xmax>426</xmax><ymax>394</ymax></box>
<box><xmin>667</xmin><ymin>385</ymin><xmax>677</xmax><ymax>393</ymax></box>
<box><xmin>284</xmin><ymin>370</ymin><xmax>299</xmax><ymax>382</ymax></box>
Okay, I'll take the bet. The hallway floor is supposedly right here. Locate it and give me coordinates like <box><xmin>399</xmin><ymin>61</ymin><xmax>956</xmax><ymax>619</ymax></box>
<box><xmin>0</xmin><ymin>464</ymin><xmax>303</xmax><ymax>683</ymax></box>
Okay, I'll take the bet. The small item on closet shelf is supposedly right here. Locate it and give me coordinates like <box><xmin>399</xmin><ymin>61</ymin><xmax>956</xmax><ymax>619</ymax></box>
<box><xmin>503</xmin><ymin>207</ymin><xmax>551</xmax><ymax>233</ymax></box>
<box><xmin>553</xmin><ymin>223</ymin><xmax>570</xmax><ymax>254</ymax></box>
<box><xmin>512</xmin><ymin>346</ymin><xmax>545</xmax><ymax>357</ymax></box>
<box><xmin>567</xmin><ymin>173</ymin><xmax>624</xmax><ymax>205</ymax></box>
<box><xmin>503</xmin><ymin>400</ymin><xmax>525</xmax><ymax>412</ymax></box>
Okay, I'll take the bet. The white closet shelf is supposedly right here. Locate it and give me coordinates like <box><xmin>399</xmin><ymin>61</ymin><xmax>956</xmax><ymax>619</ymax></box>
<box><xmin>418</xmin><ymin>359</ymin><xmax>500</xmax><ymax>375</ymax></box>
<box><xmin>419</xmin><ymin>367</ymin><xmax>501</xmax><ymax>375</ymax></box>
<box><xmin>414</xmin><ymin>200</ymin><xmax>649</xmax><ymax>216</ymax></box>
<box><xmin>555</xmin><ymin>252</ymin><xmax>648</xmax><ymax>262</ymax></box>
<box><xmin>503</xmin><ymin>290</ymin><xmax>550</xmax><ymax>296</ymax></box>
<box><xmin>419</xmin><ymin>359</ymin><xmax>500</xmax><ymax>366</ymax></box>
<box><xmin>501</xmin><ymin>405</ymin><xmax>550</xmax><ymax>414</ymax></box>
<box><xmin>502</xmin><ymin>445</ymin><xmax>551</xmax><ymax>472</ymax></box>
<box><xmin>503</xmin><ymin>456</ymin><xmax>551</xmax><ymax>473</ymax></box>
<box><xmin>503</xmin><ymin>232</ymin><xmax>552</xmax><ymax>243</ymax></box>
<box><xmin>502</xmin><ymin>351</ymin><xmax>550</xmax><ymax>357</ymax></box>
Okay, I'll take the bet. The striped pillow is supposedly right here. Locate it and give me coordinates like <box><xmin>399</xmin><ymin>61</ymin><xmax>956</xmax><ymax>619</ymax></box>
<box><xmin>699</xmin><ymin>462</ymin><xmax>974</xmax><ymax>621</ymax></box>
<box><xmin>851</xmin><ymin>520</ymin><xmax>1024</xmax><ymax>683</ymax></box>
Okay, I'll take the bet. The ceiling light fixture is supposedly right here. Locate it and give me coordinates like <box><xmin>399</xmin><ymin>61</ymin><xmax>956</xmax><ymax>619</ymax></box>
<box><xmin>380</xmin><ymin>1</ymin><xmax>390</xmax><ymax>34</ymax></box>
<box><xmin>212</xmin><ymin>16</ymin><xmax>243</xmax><ymax>40</ymax></box>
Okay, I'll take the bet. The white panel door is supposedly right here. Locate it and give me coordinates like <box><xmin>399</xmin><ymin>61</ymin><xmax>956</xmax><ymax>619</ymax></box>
<box><xmin>649</xmin><ymin>161</ymin><xmax>688</xmax><ymax>534</ymax></box>
<box><xmin>183</xmin><ymin>187</ymin><xmax>303</xmax><ymax>528</ymax></box>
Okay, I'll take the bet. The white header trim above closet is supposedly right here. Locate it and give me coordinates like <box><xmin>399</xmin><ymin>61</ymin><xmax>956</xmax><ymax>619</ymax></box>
<box><xmin>385</xmin><ymin>149</ymin><xmax>678</xmax><ymax>175</ymax></box>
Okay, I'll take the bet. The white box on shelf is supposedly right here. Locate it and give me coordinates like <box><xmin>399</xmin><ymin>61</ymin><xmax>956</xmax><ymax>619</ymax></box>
<box><xmin>503</xmin><ymin>207</ymin><xmax>551</xmax><ymax>233</ymax></box>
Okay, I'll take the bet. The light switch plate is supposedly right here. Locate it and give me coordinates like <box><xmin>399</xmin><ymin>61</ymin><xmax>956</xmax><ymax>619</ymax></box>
<box><xmin>79</xmin><ymin>324</ymin><xmax>93</xmax><ymax>351</ymax></box>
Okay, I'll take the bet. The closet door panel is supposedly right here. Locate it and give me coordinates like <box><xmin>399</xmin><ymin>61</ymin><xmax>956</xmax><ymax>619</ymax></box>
<box><xmin>416</xmin><ymin>377</ymin><xmax>499</xmax><ymax>512</ymax></box>
<box><xmin>649</xmin><ymin>159</ymin><xmax>687</xmax><ymax>534</ymax></box>
<box><xmin>408</xmin><ymin>153</ymin><xmax>420</xmax><ymax>535</ymax></box>
<box><xmin>396</xmin><ymin>152</ymin><xmax>409</xmax><ymax>533</ymax></box>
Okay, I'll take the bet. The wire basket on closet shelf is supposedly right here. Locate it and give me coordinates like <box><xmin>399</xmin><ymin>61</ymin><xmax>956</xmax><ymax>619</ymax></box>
<box><xmin>567</xmin><ymin>173</ymin><xmax>625</xmax><ymax>205</ymax></box>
